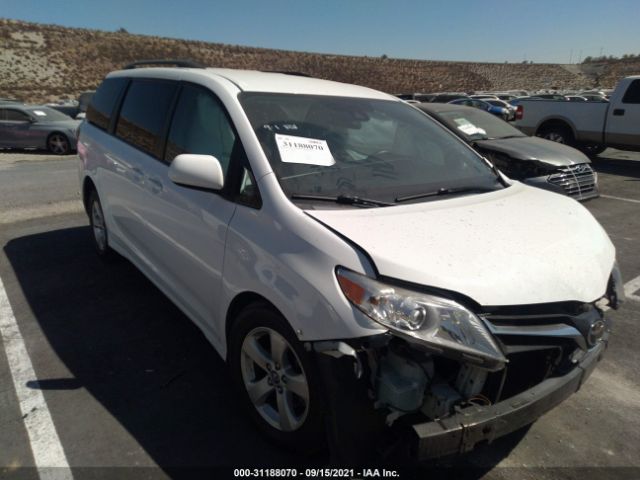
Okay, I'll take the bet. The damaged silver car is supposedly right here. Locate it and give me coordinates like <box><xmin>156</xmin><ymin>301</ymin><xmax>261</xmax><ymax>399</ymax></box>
<box><xmin>416</xmin><ymin>102</ymin><xmax>598</xmax><ymax>201</ymax></box>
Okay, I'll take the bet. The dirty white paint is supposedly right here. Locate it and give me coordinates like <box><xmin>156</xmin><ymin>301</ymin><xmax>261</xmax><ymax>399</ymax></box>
<box><xmin>600</xmin><ymin>194</ymin><xmax>640</xmax><ymax>205</ymax></box>
<box><xmin>308</xmin><ymin>183</ymin><xmax>615</xmax><ymax>306</ymax></box>
<box><xmin>0</xmin><ymin>274</ymin><xmax>73</xmax><ymax>479</ymax></box>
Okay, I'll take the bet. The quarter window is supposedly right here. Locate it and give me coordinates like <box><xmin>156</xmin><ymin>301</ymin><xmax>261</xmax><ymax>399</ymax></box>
<box><xmin>621</xmin><ymin>80</ymin><xmax>640</xmax><ymax>104</ymax></box>
<box><xmin>115</xmin><ymin>80</ymin><xmax>177</xmax><ymax>157</ymax></box>
<box><xmin>86</xmin><ymin>77</ymin><xmax>127</xmax><ymax>131</ymax></box>
<box><xmin>164</xmin><ymin>85</ymin><xmax>236</xmax><ymax>175</ymax></box>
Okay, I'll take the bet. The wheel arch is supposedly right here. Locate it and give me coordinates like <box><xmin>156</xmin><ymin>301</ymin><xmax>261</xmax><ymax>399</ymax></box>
<box><xmin>224</xmin><ymin>291</ymin><xmax>284</xmax><ymax>360</ymax></box>
<box><xmin>82</xmin><ymin>176</ymin><xmax>97</xmax><ymax>215</ymax></box>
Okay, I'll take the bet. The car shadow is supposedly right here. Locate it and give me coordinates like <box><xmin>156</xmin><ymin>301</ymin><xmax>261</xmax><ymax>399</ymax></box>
<box><xmin>3</xmin><ymin>226</ymin><xmax>527</xmax><ymax>476</ymax></box>
<box><xmin>591</xmin><ymin>153</ymin><xmax>640</xmax><ymax>180</ymax></box>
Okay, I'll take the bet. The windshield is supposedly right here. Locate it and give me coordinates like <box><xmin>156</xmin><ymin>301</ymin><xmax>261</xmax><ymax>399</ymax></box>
<box><xmin>239</xmin><ymin>93</ymin><xmax>502</xmax><ymax>204</ymax></box>
<box><xmin>436</xmin><ymin>108</ymin><xmax>525</xmax><ymax>141</ymax></box>
<box><xmin>25</xmin><ymin>106</ymin><xmax>71</xmax><ymax>122</ymax></box>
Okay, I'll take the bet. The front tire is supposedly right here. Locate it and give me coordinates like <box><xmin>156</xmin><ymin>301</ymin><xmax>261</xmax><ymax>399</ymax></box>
<box><xmin>579</xmin><ymin>144</ymin><xmax>607</xmax><ymax>156</ymax></box>
<box><xmin>228</xmin><ymin>304</ymin><xmax>324</xmax><ymax>451</ymax></box>
<box><xmin>47</xmin><ymin>132</ymin><xmax>71</xmax><ymax>155</ymax></box>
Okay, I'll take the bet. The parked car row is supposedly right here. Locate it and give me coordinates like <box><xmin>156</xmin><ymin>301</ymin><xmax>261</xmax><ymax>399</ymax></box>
<box><xmin>513</xmin><ymin>76</ymin><xmax>640</xmax><ymax>155</ymax></box>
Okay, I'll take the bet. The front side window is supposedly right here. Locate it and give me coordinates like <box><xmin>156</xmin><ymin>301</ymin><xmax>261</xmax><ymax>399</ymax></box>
<box><xmin>115</xmin><ymin>80</ymin><xmax>177</xmax><ymax>157</ymax></box>
<box><xmin>164</xmin><ymin>85</ymin><xmax>236</xmax><ymax>176</ymax></box>
<box><xmin>240</xmin><ymin>93</ymin><xmax>502</xmax><ymax>204</ymax></box>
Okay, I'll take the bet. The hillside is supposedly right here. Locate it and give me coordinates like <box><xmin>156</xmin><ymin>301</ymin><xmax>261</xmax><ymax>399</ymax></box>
<box><xmin>1</xmin><ymin>18</ymin><xmax>639</xmax><ymax>103</ymax></box>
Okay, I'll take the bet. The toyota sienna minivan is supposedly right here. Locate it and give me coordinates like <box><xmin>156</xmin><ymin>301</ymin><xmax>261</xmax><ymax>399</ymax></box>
<box><xmin>77</xmin><ymin>61</ymin><xmax>624</xmax><ymax>461</ymax></box>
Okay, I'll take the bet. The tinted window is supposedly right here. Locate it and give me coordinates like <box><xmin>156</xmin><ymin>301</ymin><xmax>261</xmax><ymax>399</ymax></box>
<box><xmin>116</xmin><ymin>80</ymin><xmax>177</xmax><ymax>157</ymax></box>
<box><xmin>164</xmin><ymin>85</ymin><xmax>236</xmax><ymax>175</ymax></box>
<box><xmin>622</xmin><ymin>80</ymin><xmax>640</xmax><ymax>104</ymax></box>
<box><xmin>1</xmin><ymin>109</ymin><xmax>30</xmax><ymax>121</ymax></box>
<box><xmin>86</xmin><ymin>77</ymin><xmax>127</xmax><ymax>131</ymax></box>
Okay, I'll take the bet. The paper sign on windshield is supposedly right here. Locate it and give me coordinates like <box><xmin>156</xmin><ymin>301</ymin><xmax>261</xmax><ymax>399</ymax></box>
<box><xmin>33</xmin><ymin>110</ymin><xmax>47</xmax><ymax>116</ymax></box>
<box><xmin>275</xmin><ymin>134</ymin><xmax>336</xmax><ymax>166</ymax></box>
<box><xmin>453</xmin><ymin>118</ymin><xmax>486</xmax><ymax>136</ymax></box>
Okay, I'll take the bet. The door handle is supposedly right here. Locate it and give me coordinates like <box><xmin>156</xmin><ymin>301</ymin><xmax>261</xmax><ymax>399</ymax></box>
<box><xmin>147</xmin><ymin>177</ymin><xmax>163</xmax><ymax>194</ymax></box>
<box><xmin>613</xmin><ymin>109</ymin><xmax>625</xmax><ymax>116</ymax></box>
<box><xmin>131</xmin><ymin>167</ymin><xmax>144</xmax><ymax>183</ymax></box>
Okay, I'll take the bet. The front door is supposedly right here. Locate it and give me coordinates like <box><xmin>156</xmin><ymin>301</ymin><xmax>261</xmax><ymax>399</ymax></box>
<box><xmin>0</xmin><ymin>108</ymin><xmax>33</xmax><ymax>148</ymax></box>
<box><xmin>606</xmin><ymin>79</ymin><xmax>640</xmax><ymax>148</ymax></box>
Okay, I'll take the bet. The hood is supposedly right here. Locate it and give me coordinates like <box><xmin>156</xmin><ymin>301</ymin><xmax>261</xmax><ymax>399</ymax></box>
<box><xmin>474</xmin><ymin>136</ymin><xmax>590</xmax><ymax>166</ymax></box>
<box><xmin>307</xmin><ymin>183</ymin><xmax>614</xmax><ymax>307</ymax></box>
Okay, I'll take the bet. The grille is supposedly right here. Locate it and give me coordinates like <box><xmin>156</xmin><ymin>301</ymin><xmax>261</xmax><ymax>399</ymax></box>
<box><xmin>547</xmin><ymin>164</ymin><xmax>598</xmax><ymax>200</ymax></box>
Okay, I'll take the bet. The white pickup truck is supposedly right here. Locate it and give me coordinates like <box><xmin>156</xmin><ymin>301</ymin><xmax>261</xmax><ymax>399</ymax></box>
<box><xmin>513</xmin><ymin>75</ymin><xmax>640</xmax><ymax>154</ymax></box>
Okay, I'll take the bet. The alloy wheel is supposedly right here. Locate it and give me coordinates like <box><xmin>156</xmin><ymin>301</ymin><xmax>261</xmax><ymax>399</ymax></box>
<box><xmin>48</xmin><ymin>134</ymin><xmax>70</xmax><ymax>154</ymax></box>
<box><xmin>240</xmin><ymin>327</ymin><xmax>310</xmax><ymax>432</ymax></box>
<box><xmin>543</xmin><ymin>132</ymin><xmax>566</xmax><ymax>144</ymax></box>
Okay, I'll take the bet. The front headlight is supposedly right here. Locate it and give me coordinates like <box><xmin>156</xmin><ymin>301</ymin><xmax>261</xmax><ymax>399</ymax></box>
<box><xmin>336</xmin><ymin>267</ymin><xmax>506</xmax><ymax>370</ymax></box>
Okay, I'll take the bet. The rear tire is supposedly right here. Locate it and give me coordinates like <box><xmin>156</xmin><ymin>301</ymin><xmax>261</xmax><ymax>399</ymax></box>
<box><xmin>47</xmin><ymin>132</ymin><xmax>71</xmax><ymax>155</ymax></box>
<box><xmin>538</xmin><ymin>126</ymin><xmax>575</xmax><ymax>146</ymax></box>
<box><xmin>228</xmin><ymin>303</ymin><xmax>325</xmax><ymax>452</ymax></box>
<box><xmin>88</xmin><ymin>190</ymin><xmax>117</xmax><ymax>262</ymax></box>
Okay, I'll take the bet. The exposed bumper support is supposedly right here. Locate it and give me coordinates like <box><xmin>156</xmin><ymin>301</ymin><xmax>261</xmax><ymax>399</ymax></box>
<box><xmin>411</xmin><ymin>339</ymin><xmax>606</xmax><ymax>460</ymax></box>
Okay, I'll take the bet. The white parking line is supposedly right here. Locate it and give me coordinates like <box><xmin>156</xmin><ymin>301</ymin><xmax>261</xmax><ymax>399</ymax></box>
<box><xmin>625</xmin><ymin>274</ymin><xmax>640</xmax><ymax>302</ymax></box>
<box><xmin>0</xmin><ymin>274</ymin><xmax>73</xmax><ymax>479</ymax></box>
<box><xmin>600</xmin><ymin>194</ymin><xmax>640</xmax><ymax>204</ymax></box>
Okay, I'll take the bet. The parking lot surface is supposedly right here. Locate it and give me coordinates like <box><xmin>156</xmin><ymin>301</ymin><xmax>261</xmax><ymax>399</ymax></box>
<box><xmin>0</xmin><ymin>149</ymin><xmax>639</xmax><ymax>479</ymax></box>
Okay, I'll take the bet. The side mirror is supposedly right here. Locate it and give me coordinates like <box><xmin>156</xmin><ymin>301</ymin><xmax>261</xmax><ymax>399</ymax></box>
<box><xmin>168</xmin><ymin>154</ymin><xmax>224</xmax><ymax>191</ymax></box>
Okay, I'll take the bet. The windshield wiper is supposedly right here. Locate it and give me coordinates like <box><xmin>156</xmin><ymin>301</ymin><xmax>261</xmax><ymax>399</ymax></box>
<box><xmin>395</xmin><ymin>186</ymin><xmax>498</xmax><ymax>203</ymax></box>
<box><xmin>291</xmin><ymin>193</ymin><xmax>394</xmax><ymax>207</ymax></box>
<box><xmin>497</xmin><ymin>135</ymin><xmax>525</xmax><ymax>140</ymax></box>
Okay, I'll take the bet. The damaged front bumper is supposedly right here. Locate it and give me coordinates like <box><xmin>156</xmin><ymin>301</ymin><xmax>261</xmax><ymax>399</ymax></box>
<box><xmin>411</xmin><ymin>337</ymin><xmax>606</xmax><ymax>460</ymax></box>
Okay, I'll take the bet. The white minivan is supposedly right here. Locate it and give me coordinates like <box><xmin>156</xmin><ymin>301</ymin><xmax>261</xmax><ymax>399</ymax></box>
<box><xmin>78</xmin><ymin>61</ymin><xmax>624</xmax><ymax>461</ymax></box>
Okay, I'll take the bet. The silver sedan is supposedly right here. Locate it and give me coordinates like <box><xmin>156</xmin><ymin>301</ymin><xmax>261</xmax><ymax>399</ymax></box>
<box><xmin>0</xmin><ymin>105</ymin><xmax>80</xmax><ymax>154</ymax></box>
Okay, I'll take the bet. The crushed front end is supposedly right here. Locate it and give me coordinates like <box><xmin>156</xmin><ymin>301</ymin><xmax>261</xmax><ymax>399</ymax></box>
<box><xmin>313</xmin><ymin>267</ymin><xmax>622</xmax><ymax>462</ymax></box>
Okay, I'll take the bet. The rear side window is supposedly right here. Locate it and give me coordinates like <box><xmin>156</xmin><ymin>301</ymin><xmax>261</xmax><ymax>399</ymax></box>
<box><xmin>621</xmin><ymin>80</ymin><xmax>640</xmax><ymax>104</ymax></box>
<box><xmin>115</xmin><ymin>80</ymin><xmax>177</xmax><ymax>157</ymax></box>
<box><xmin>86</xmin><ymin>77</ymin><xmax>127</xmax><ymax>131</ymax></box>
<box><xmin>164</xmin><ymin>84</ymin><xmax>236</xmax><ymax>175</ymax></box>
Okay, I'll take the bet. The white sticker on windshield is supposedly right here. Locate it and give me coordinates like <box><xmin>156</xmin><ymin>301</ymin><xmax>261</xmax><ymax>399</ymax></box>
<box><xmin>33</xmin><ymin>110</ymin><xmax>47</xmax><ymax>116</ymax></box>
<box><xmin>275</xmin><ymin>134</ymin><xmax>335</xmax><ymax>166</ymax></box>
<box><xmin>453</xmin><ymin>118</ymin><xmax>485</xmax><ymax>136</ymax></box>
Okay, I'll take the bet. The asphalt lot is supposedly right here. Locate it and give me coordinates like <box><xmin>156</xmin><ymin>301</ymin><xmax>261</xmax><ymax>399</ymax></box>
<box><xmin>0</xmin><ymin>148</ymin><xmax>639</xmax><ymax>479</ymax></box>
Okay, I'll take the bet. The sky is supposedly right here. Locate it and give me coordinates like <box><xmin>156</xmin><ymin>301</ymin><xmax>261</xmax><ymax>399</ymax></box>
<box><xmin>1</xmin><ymin>0</ymin><xmax>639</xmax><ymax>64</ymax></box>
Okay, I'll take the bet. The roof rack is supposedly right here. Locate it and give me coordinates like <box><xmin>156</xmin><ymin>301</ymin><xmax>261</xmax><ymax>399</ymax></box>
<box><xmin>263</xmin><ymin>70</ymin><xmax>312</xmax><ymax>77</ymax></box>
<box><xmin>123</xmin><ymin>59</ymin><xmax>205</xmax><ymax>70</ymax></box>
